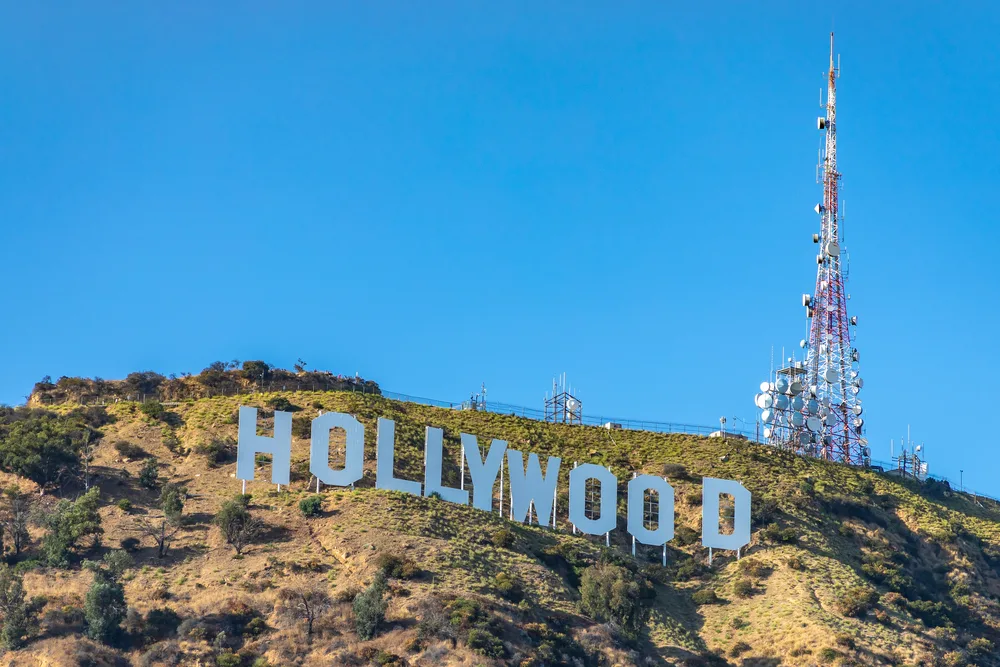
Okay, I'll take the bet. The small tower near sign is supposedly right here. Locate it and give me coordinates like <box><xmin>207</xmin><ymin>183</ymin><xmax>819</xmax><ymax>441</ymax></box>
<box><xmin>545</xmin><ymin>373</ymin><xmax>582</xmax><ymax>425</ymax></box>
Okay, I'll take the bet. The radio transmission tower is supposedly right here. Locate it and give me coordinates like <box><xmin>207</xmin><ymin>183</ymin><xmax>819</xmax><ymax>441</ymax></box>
<box><xmin>754</xmin><ymin>33</ymin><xmax>868</xmax><ymax>466</ymax></box>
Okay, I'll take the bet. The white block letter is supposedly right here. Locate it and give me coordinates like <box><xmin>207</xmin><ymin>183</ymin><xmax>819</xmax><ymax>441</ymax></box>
<box><xmin>506</xmin><ymin>450</ymin><xmax>560</xmax><ymax>524</ymax></box>
<box><xmin>424</xmin><ymin>427</ymin><xmax>469</xmax><ymax>505</ymax></box>
<box><xmin>310</xmin><ymin>412</ymin><xmax>364</xmax><ymax>487</ymax></box>
<box><xmin>702</xmin><ymin>477</ymin><xmax>751</xmax><ymax>551</ymax></box>
<box><xmin>461</xmin><ymin>434</ymin><xmax>507</xmax><ymax>512</ymax></box>
<box><xmin>236</xmin><ymin>406</ymin><xmax>291</xmax><ymax>485</ymax></box>
<box><xmin>627</xmin><ymin>475</ymin><xmax>674</xmax><ymax>545</ymax></box>
<box><xmin>568</xmin><ymin>464</ymin><xmax>617</xmax><ymax>535</ymax></box>
<box><xmin>376</xmin><ymin>418</ymin><xmax>421</xmax><ymax>496</ymax></box>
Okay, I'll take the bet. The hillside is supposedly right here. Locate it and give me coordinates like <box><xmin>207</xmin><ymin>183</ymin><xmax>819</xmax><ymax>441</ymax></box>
<box><xmin>0</xmin><ymin>387</ymin><xmax>998</xmax><ymax>666</ymax></box>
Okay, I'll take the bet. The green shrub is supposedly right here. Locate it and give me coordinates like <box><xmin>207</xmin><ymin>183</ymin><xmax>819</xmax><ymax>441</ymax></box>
<box><xmin>216</xmin><ymin>651</ymin><xmax>241</xmax><ymax>667</ymax></box>
<box><xmin>195</xmin><ymin>438</ymin><xmax>235</xmax><ymax>466</ymax></box>
<box><xmin>114</xmin><ymin>441</ymin><xmax>147</xmax><ymax>459</ymax></box>
<box><xmin>881</xmin><ymin>591</ymin><xmax>905</xmax><ymax>608</ymax></box>
<box><xmin>0</xmin><ymin>408</ymin><xmax>84</xmax><ymax>488</ymax></box>
<box><xmin>737</xmin><ymin>559</ymin><xmax>770</xmax><ymax>579</ymax></box>
<box><xmin>43</xmin><ymin>487</ymin><xmax>102</xmax><ymax>566</ymax></box>
<box><xmin>144</xmin><ymin>607</ymin><xmax>181</xmax><ymax>641</ymax></box>
<box><xmin>785</xmin><ymin>556</ymin><xmax>804</xmax><ymax>570</ymax></box>
<box><xmin>761</xmin><ymin>522</ymin><xmax>798</xmax><ymax>544</ymax></box>
<box><xmin>138</xmin><ymin>459</ymin><xmax>159</xmax><ymax>489</ymax></box>
<box><xmin>834</xmin><ymin>586</ymin><xmax>878</xmax><ymax>618</ymax></box>
<box><xmin>265</xmin><ymin>396</ymin><xmax>300</xmax><ymax>412</ymax></box>
<box><xmin>967</xmin><ymin>637</ymin><xmax>994</xmax><ymax>658</ymax></box>
<box><xmin>674</xmin><ymin>525</ymin><xmax>700</xmax><ymax>546</ymax></box>
<box><xmin>729</xmin><ymin>641</ymin><xmax>751</xmax><ymax>657</ymax></box>
<box><xmin>490</xmin><ymin>527</ymin><xmax>515</xmax><ymax>548</ymax></box>
<box><xmin>375</xmin><ymin>553</ymin><xmax>418</xmax><ymax>580</ymax></box>
<box><xmin>120</xmin><ymin>537</ymin><xmax>140</xmax><ymax>552</ymax></box>
<box><xmin>0</xmin><ymin>565</ymin><xmax>36</xmax><ymax>650</ymax></box>
<box><xmin>140</xmin><ymin>402</ymin><xmax>166</xmax><ymax>420</ymax></box>
<box><xmin>818</xmin><ymin>647</ymin><xmax>839</xmax><ymax>663</ymax></box>
<box><xmin>353</xmin><ymin>572</ymin><xmax>388</xmax><ymax>641</ymax></box>
<box><xmin>447</xmin><ymin>598</ymin><xmax>485</xmax><ymax>630</ymax></box>
<box><xmin>579</xmin><ymin>563</ymin><xmax>648</xmax><ymax>639</ymax></box>
<box><xmin>116</xmin><ymin>498</ymin><xmax>132</xmax><ymax>512</ymax></box>
<box><xmin>493</xmin><ymin>572</ymin><xmax>522</xmax><ymax>602</ymax></box>
<box><xmin>298</xmin><ymin>495</ymin><xmax>323</xmax><ymax>518</ymax></box>
<box><xmin>907</xmin><ymin>599</ymin><xmax>952</xmax><ymax>628</ymax></box>
<box><xmin>215</xmin><ymin>496</ymin><xmax>263</xmax><ymax>556</ymax></box>
<box><xmin>467</xmin><ymin>627</ymin><xmax>505</xmax><ymax>658</ymax></box>
<box><xmin>733</xmin><ymin>579</ymin><xmax>755</xmax><ymax>598</ymax></box>
<box><xmin>691</xmin><ymin>589</ymin><xmax>720</xmax><ymax>605</ymax></box>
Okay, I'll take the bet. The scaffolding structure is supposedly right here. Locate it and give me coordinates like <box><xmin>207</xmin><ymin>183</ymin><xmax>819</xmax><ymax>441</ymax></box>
<box><xmin>544</xmin><ymin>373</ymin><xmax>582</xmax><ymax>425</ymax></box>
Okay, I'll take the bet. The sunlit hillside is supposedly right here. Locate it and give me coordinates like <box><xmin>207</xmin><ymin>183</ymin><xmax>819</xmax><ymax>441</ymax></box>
<box><xmin>0</xmin><ymin>377</ymin><xmax>998</xmax><ymax>666</ymax></box>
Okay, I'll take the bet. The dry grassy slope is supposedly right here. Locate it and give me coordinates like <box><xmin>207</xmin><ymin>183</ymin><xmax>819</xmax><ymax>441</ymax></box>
<box><xmin>15</xmin><ymin>391</ymin><xmax>1000</xmax><ymax>666</ymax></box>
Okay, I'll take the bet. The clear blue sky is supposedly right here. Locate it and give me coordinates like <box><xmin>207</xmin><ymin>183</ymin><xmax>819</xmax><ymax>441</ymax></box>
<box><xmin>2</xmin><ymin>4</ymin><xmax>998</xmax><ymax>494</ymax></box>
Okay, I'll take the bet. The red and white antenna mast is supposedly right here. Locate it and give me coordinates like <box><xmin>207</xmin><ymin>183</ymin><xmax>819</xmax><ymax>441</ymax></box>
<box><xmin>754</xmin><ymin>33</ymin><xmax>868</xmax><ymax>466</ymax></box>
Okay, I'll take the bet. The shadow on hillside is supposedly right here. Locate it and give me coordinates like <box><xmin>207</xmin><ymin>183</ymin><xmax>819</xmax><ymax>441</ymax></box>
<box><xmin>742</xmin><ymin>659</ymin><xmax>781</xmax><ymax>666</ymax></box>
<box><xmin>259</xmin><ymin>523</ymin><xmax>295</xmax><ymax>544</ymax></box>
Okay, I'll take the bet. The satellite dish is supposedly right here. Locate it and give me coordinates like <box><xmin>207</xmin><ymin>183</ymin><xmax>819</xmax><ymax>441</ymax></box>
<box><xmin>855</xmin><ymin>378</ymin><xmax>864</xmax><ymax>389</ymax></box>
<box><xmin>817</xmin><ymin>117</ymin><xmax>826</xmax><ymax>130</ymax></box>
<box><xmin>802</xmin><ymin>294</ymin><xmax>812</xmax><ymax>308</ymax></box>
<box><xmin>756</xmin><ymin>393</ymin><xmax>773</xmax><ymax>409</ymax></box>
<box><xmin>915</xmin><ymin>445</ymin><xmax>923</xmax><ymax>453</ymax></box>
<box><xmin>826</xmin><ymin>241</ymin><xmax>841</xmax><ymax>257</ymax></box>
<box><xmin>814</xmin><ymin>204</ymin><xmax>823</xmax><ymax>215</ymax></box>
<box><xmin>825</xmin><ymin>414</ymin><xmax>837</xmax><ymax>427</ymax></box>
<box><xmin>763</xmin><ymin>427</ymin><xmax>773</xmax><ymax>439</ymax></box>
<box><xmin>809</xmin><ymin>385</ymin><xmax>818</xmax><ymax>398</ymax></box>
<box><xmin>775</xmin><ymin>376</ymin><xmax>790</xmax><ymax>393</ymax></box>
<box><xmin>761</xmin><ymin>409</ymin><xmax>775</xmax><ymax>424</ymax></box>
<box><xmin>791</xmin><ymin>395</ymin><xmax>805</xmax><ymax>410</ymax></box>
<box><xmin>807</xmin><ymin>416</ymin><xmax>822</xmax><ymax>432</ymax></box>
<box><xmin>860</xmin><ymin>437</ymin><xmax>869</xmax><ymax>447</ymax></box>
<box><xmin>850</xmin><ymin>370</ymin><xmax>859</xmax><ymax>379</ymax></box>
<box><xmin>798</xmin><ymin>432</ymin><xmax>811</xmax><ymax>445</ymax></box>
<box><xmin>799</xmin><ymin>339</ymin><xmax>807</xmax><ymax>349</ymax></box>
<box><xmin>774</xmin><ymin>394</ymin><xmax>789</xmax><ymax>410</ymax></box>
<box><xmin>791</xmin><ymin>412</ymin><xmax>804</xmax><ymax>427</ymax></box>
<box><xmin>852</xmin><ymin>349</ymin><xmax>860</xmax><ymax>362</ymax></box>
<box><xmin>789</xmin><ymin>381</ymin><xmax>803</xmax><ymax>395</ymax></box>
<box><xmin>824</xmin><ymin>368</ymin><xmax>838</xmax><ymax>383</ymax></box>
<box><xmin>566</xmin><ymin>399</ymin><xmax>579</xmax><ymax>411</ymax></box>
<box><xmin>824</xmin><ymin>435</ymin><xmax>834</xmax><ymax>446</ymax></box>
<box><xmin>853</xmin><ymin>404</ymin><xmax>863</xmax><ymax>416</ymax></box>
<box><xmin>822</xmin><ymin>396</ymin><xmax>831</xmax><ymax>407</ymax></box>
<box><xmin>812</xmin><ymin>233</ymin><xmax>820</xmax><ymax>243</ymax></box>
<box><xmin>760</xmin><ymin>381</ymin><xmax>770</xmax><ymax>393</ymax></box>
<box><xmin>806</xmin><ymin>399</ymin><xmax>819</xmax><ymax>414</ymax></box>
<box><xmin>853</xmin><ymin>417</ymin><xmax>864</xmax><ymax>428</ymax></box>
<box><xmin>862</xmin><ymin>446</ymin><xmax>871</xmax><ymax>457</ymax></box>
<box><xmin>850</xmin><ymin>316</ymin><xmax>858</xmax><ymax>326</ymax></box>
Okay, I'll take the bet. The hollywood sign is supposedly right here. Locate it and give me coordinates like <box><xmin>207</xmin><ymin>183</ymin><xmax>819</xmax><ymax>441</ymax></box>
<box><xmin>235</xmin><ymin>407</ymin><xmax>751</xmax><ymax>553</ymax></box>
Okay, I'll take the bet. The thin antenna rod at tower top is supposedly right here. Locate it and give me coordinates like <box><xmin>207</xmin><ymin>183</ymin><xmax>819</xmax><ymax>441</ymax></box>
<box><xmin>830</xmin><ymin>32</ymin><xmax>835</xmax><ymax>70</ymax></box>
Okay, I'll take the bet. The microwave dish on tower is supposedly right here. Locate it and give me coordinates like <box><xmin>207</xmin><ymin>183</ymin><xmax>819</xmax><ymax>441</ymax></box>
<box><xmin>752</xmin><ymin>33</ymin><xmax>868</xmax><ymax>466</ymax></box>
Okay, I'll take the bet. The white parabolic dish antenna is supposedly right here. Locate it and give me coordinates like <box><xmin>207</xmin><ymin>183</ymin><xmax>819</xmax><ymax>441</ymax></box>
<box><xmin>791</xmin><ymin>412</ymin><xmax>804</xmax><ymax>427</ymax></box>
<box><xmin>756</xmin><ymin>393</ymin><xmax>773</xmax><ymax>409</ymax></box>
<box><xmin>806</xmin><ymin>416</ymin><xmax>822</xmax><ymax>432</ymax></box>
<box><xmin>761</xmin><ymin>409</ymin><xmax>775</xmax><ymax>424</ymax></box>
<box><xmin>824</xmin><ymin>368</ymin><xmax>838</xmax><ymax>383</ymax></box>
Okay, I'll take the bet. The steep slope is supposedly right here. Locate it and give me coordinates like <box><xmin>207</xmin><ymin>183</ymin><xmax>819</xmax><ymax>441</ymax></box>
<box><xmin>2</xmin><ymin>389</ymin><xmax>1000</xmax><ymax>666</ymax></box>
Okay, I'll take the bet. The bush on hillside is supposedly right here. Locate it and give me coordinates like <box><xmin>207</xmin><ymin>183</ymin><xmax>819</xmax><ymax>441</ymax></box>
<box><xmin>195</xmin><ymin>438</ymin><xmax>236</xmax><ymax>466</ymax></box>
<box><xmin>467</xmin><ymin>627</ymin><xmax>506</xmax><ymax>658</ymax></box>
<box><xmin>215</xmin><ymin>496</ymin><xmax>263</xmax><ymax>556</ymax></box>
<box><xmin>138</xmin><ymin>459</ymin><xmax>159</xmax><ymax>489</ymax></box>
<box><xmin>353</xmin><ymin>572</ymin><xmax>388</xmax><ymax>641</ymax></box>
<box><xmin>114</xmin><ymin>441</ymin><xmax>147</xmax><ymax>459</ymax></box>
<box><xmin>375</xmin><ymin>553</ymin><xmax>418</xmax><ymax>580</ymax></box>
<box><xmin>43</xmin><ymin>487</ymin><xmax>102</xmax><ymax>566</ymax></box>
<box><xmin>691</xmin><ymin>589</ymin><xmax>720</xmax><ymax>605</ymax></box>
<box><xmin>0</xmin><ymin>408</ymin><xmax>85</xmax><ymax>489</ymax></box>
<box><xmin>733</xmin><ymin>579</ymin><xmax>755</xmax><ymax>598</ymax></box>
<box><xmin>139</xmin><ymin>401</ymin><xmax>166</xmax><ymax>421</ymax></box>
<box><xmin>298</xmin><ymin>495</ymin><xmax>323</xmax><ymax>518</ymax></box>
<box><xmin>579</xmin><ymin>563</ymin><xmax>648</xmax><ymax>640</ymax></box>
<box><xmin>834</xmin><ymin>586</ymin><xmax>878</xmax><ymax>618</ymax></box>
